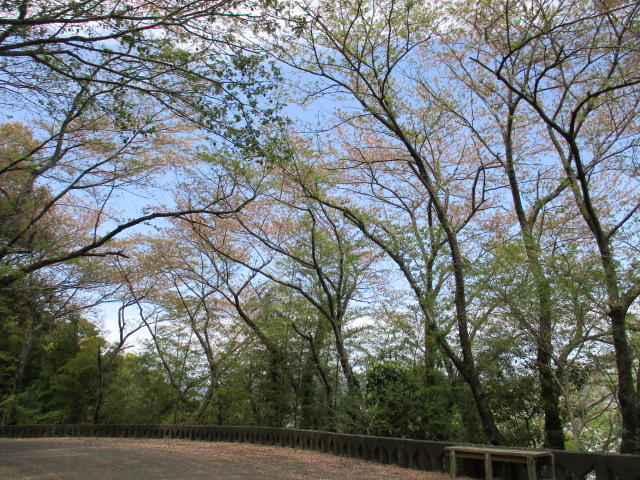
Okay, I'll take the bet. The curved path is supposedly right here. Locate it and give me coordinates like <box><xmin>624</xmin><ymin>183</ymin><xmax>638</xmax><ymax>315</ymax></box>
<box><xmin>0</xmin><ymin>437</ymin><xmax>463</xmax><ymax>479</ymax></box>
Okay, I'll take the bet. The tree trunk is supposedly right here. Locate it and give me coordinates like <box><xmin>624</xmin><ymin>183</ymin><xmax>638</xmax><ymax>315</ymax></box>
<box><xmin>446</xmin><ymin>224</ymin><xmax>506</xmax><ymax>445</ymax></box>
<box><xmin>93</xmin><ymin>346</ymin><xmax>104</xmax><ymax>424</ymax></box>
<box><xmin>292</xmin><ymin>322</ymin><xmax>334</xmax><ymax>418</ymax></box>
<box><xmin>611</xmin><ymin>306</ymin><xmax>638</xmax><ymax>453</ymax></box>
<box><xmin>502</xmin><ymin>108</ymin><xmax>565</xmax><ymax>449</ymax></box>
<box><xmin>538</xmin><ymin>343</ymin><xmax>564</xmax><ymax>448</ymax></box>
<box><xmin>11</xmin><ymin>318</ymin><xmax>38</xmax><ymax>396</ymax></box>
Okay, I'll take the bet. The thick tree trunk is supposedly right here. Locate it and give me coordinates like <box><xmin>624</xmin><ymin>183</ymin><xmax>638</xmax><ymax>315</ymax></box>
<box><xmin>292</xmin><ymin>322</ymin><xmax>334</xmax><ymax>417</ymax></box>
<box><xmin>196</xmin><ymin>378</ymin><xmax>216</xmax><ymax>423</ymax></box>
<box><xmin>332</xmin><ymin>323</ymin><xmax>359</xmax><ymax>397</ymax></box>
<box><xmin>527</xmin><ymin>249</ymin><xmax>565</xmax><ymax>449</ymax></box>
<box><xmin>568</xmin><ymin>143</ymin><xmax>637</xmax><ymax>453</ymax></box>
<box><xmin>611</xmin><ymin>306</ymin><xmax>638</xmax><ymax>453</ymax></box>
<box><xmin>447</xmin><ymin>225</ymin><xmax>505</xmax><ymax>445</ymax></box>
<box><xmin>463</xmin><ymin>366</ymin><xmax>506</xmax><ymax>444</ymax></box>
<box><xmin>419</xmin><ymin>292</ymin><xmax>504</xmax><ymax>445</ymax></box>
<box><xmin>530</xmin><ymin>250</ymin><xmax>564</xmax><ymax>449</ymax></box>
<box><xmin>538</xmin><ymin>345</ymin><xmax>564</xmax><ymax>448</ymax></box>
<box><xmin>502</xmin><ymin>111</ymin><xmax>565</xmax><ymax>449</ymax></box>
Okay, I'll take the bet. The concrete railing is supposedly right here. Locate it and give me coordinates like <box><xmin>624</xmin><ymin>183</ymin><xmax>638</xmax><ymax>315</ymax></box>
<box><xmin>1</xmin><ymin>424</ymin><xmax>639</xmax><ymax>480</ymax></box>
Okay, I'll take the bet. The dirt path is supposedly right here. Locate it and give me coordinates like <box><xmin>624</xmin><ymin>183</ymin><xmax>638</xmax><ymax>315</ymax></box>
<box><xmin>0</xmin><ymin>437</ymin><xmax>463</xmax><ymax>479</ymax></box>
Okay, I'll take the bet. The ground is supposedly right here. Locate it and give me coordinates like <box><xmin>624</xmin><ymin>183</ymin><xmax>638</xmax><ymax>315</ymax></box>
<box><xmin>0</xmin><ymin>437</ymin><xmax>467</xmax><ymax>479</ymax></box>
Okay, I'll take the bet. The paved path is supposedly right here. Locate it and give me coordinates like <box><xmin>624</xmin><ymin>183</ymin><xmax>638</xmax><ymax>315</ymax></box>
<box><xmin>0</xmin><ymin>437</ymin><xmax>462</xmax><ymax>479</ymax></box>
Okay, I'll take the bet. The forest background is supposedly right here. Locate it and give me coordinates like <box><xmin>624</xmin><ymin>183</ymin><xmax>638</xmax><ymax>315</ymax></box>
<box><xmin>1</xmin><ymin>0</ymin><xmax>640</xmax><ymax>455</ymax></box>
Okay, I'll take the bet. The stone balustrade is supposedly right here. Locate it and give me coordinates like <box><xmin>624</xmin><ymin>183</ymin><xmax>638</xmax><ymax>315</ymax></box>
<box><xmin>1</xmin><ymin>424</ymin><xmax>638</xmax><ymax>480</ymax></box>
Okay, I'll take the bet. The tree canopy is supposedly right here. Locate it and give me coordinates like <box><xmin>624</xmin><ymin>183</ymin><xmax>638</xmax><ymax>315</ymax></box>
<box><xmin>1</xmin><ymin>0</ymin><xmax>640</xmax><ymax>455</ymax></box>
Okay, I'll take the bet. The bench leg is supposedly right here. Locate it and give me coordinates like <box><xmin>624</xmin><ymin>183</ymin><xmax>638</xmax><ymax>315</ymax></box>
<box><xmin>484</xmin><ymin>453</ymin><xmax>493</xmax><ymax>480</ymax></box>
<box><xmin>450</xmin><ymin>450</ymin><xmax>457</xmax><ymax>478</ymax></box>
<box><xmin>527</xmin><ymin>456</ymin><xmax>537</xmax><ymax>480</ymax></box>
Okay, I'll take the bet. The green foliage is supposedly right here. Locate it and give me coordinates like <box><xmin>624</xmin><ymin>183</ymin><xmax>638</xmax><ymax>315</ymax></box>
<box><xmin>478</xmin><ymin>331</ymin><xmax>545</xmax><ymax>447</ymax></box>
<box><xmin>364</xmin><ymin>361</ymin><xmax>462</xmax><ymax>441</ymax></box>
<box><xmin>38</xmin><ymin>330</ymin><xmax>103</xmax><ymax>424</ymax></box>
<box><xmin>0</xmin><ymin>300</ymin><xmax>104</xmax><ymax>425</ymax></box>
<box><xmin>99</xmin><ymin>353</ymin><xmax>178</xmax><ymax>425</ymax></box>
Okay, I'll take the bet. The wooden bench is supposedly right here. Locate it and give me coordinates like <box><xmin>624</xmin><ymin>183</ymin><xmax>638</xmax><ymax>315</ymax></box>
<box><xmin>444</xmin><ymin>445</ymin><xmax>555</xmax><ymax>480</ymax></box>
